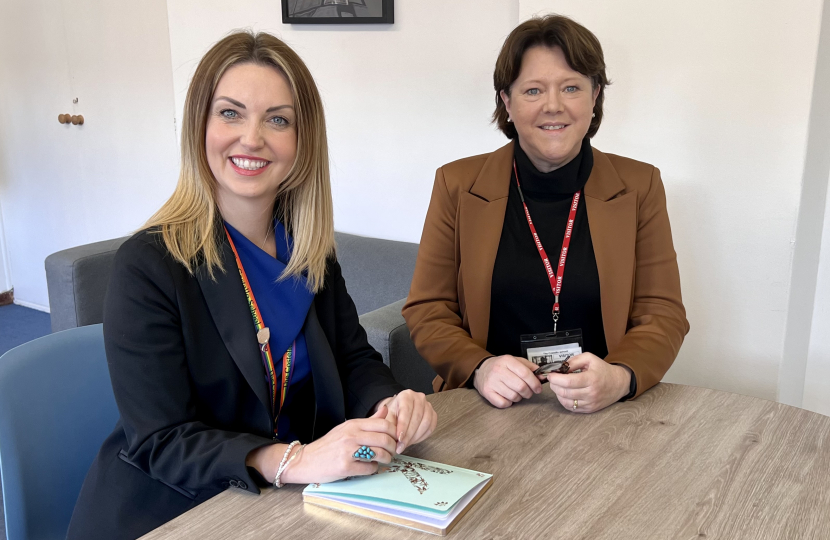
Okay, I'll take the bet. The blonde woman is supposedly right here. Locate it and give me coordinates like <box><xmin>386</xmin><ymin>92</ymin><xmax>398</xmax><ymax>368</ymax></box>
<box><xmin>68</xmin><ymin>31</ymin><xmax>436</xmax><ymax>540</ymax></box>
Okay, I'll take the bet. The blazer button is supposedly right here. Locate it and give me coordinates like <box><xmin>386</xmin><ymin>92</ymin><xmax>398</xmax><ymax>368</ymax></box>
<box><xmin>229</xmin><ymin>479</ymin><xmax>239</xmax><ymax>488</ymax></box>
<box><xmin>237</xmin><ymin>481</ymin><xmax>248</xmax><ymax>490</ymax></box>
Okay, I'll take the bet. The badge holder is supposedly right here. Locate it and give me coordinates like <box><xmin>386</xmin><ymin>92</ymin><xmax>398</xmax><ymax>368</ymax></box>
<box><xmin>520</xmin><ymin>329</ymin><xmax>584</xmax><ymax>375</ymax></box>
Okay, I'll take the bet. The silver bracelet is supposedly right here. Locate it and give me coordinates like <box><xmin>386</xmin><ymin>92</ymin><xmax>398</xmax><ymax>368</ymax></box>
<box><xmin>274</xmin><ymin>440</ymin><xmax>301</xmax><ymax>488</ymax></box>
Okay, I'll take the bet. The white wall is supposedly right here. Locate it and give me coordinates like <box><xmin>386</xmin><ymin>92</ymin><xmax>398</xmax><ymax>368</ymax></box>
<box><xmin>520</xmin><ymin>0</ymin><xmax>824</xmax><ymax>401</ymax></box>
<box><xmin>2</xmin><ymin>0</ymin><xmax>828</xmax><ymax>407</ymax></box>
<box><xmin>0</xmin><ymin>0</ymin><xmax>179</xmax><ymax>309</ymax></box>
<box><xmin>166</xmin><ymin>0</ymin><xmax>519</xmax><ymax>243</ymax></box>
<box><xmin>780</xmin><ymin>0</ymin><xmax>830</xmax><ymax>409</ymax></box>
<box><xmin>803</xmin><ymin>169</ymin><xmax>830</xmax><ymax>415</ymax></box>
<box><xmin>167</xmin><ymin>1</ymin><xmax>829</xmax><ymax>402</ymax></box>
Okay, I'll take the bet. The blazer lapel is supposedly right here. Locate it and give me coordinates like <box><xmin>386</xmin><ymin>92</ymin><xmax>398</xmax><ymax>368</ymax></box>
<box><xmin>459</xmin><ymin>141</ymin><xmax>513</xmax><ymax>346</ymax></box>
<box><xmin>304</xmin><ymin>302</ymin><xmax>345</xmax><ymax>440</ymax></box>
<box><xmin>196</xmin><ymin>239</ymin><xmax>271</xmax><ymax>412</ymax></box>
<box><xmin>584</xmin><ymin>148</ymin><xmax>636</xmax><ymax>352</ymax></box>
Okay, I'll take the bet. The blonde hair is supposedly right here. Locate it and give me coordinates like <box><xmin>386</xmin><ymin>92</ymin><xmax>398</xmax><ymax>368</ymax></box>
<box><xmin>145</xmin><ymin>31</ymin><xmax>334</xmax><ymax>292</ymax></box>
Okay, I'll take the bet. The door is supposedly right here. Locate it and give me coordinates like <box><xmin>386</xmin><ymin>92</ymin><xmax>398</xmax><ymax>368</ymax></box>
<box><xmin>0</xmin><ymin>0</ymin><xmax>179</xmax><ymax>309</ymax></box>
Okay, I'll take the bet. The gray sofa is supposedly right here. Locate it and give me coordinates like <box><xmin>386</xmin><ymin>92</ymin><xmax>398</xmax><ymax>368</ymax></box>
<box><xmin>45</xmin><ymin>232</ymin><xmax>436</xmax><ymax>393</ymax></box>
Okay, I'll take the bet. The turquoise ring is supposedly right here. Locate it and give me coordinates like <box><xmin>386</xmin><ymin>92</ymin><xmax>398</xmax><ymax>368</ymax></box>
<box><xmin>353</xmin><ymin>445</ymin><xmax>376</xmax><ymax>462</ymax></box>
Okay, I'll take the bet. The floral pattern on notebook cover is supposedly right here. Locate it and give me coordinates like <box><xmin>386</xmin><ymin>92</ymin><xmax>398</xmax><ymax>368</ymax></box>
<box><xmin>303</xmin><ymin>456</ymin><xmax>492</xmax><ymax>513</ymax></box>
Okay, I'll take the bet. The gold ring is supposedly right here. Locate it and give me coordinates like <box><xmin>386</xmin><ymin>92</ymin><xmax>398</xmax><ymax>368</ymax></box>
<box><xmin>573</xmin><ymin>399</ymin><xmax>578</xmax><ymax>411</ymax></box>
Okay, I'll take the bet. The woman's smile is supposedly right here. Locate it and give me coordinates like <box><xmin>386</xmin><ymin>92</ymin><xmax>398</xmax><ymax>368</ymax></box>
<box><xmin>229</xmin><ymin>154</ymin><xmax>272</xmax><ymax>176</ymax></box>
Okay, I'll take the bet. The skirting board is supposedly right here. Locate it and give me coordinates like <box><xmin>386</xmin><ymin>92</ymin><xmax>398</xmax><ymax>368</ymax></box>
<box><xmin>14</xmin><ymin>299</ymin><xmax>50</xmax><ymax>313</ymax></box>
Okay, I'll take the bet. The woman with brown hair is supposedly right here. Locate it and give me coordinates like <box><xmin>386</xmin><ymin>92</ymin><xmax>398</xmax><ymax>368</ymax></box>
<box><xmin>403</xmin><ymin>15</ymin><xmax>689</xmax><ymax>412</ymax></box>
<box><xmin>67</xmin><ymin>31</ymin><xmax>435</xmax><ymax>540</ymax></box>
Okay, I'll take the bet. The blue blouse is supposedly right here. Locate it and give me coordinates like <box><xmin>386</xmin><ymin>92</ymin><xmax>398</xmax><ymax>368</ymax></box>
<box><xmin>224</xmin><ymin>221</ymin><xmax>314</xmax><ymax>441</ymax></box>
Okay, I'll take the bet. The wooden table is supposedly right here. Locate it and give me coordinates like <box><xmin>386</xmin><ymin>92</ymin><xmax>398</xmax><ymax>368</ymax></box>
<box><xmin>142</xmin><ymin>384</ymin><xmax>830</xmax><ymax>539</ymax></box>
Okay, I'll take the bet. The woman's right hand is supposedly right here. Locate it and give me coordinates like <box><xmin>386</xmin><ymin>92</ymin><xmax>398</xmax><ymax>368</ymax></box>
<box><xmin>280</xmin><ymin>405</ymin><xmax>398</xmax><ymax>484</ymax></box>
<box><xmin>474</xmin><ymin>355</ymin><xmax>542</xmax><ymax>408</ymax></box>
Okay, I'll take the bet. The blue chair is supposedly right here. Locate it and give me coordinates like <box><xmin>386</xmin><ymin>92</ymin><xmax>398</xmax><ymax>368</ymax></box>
<box><xmin>0</xmin><ymin>324</ymin><xmax>119</xmax><ymax>540</ymax></box>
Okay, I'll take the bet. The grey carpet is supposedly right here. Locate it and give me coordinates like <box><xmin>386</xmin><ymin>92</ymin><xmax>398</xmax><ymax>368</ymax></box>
<box><xmin>0</xmin><ymin>303</ymin><xmax>52</xmax><ymax>540</ymax></box>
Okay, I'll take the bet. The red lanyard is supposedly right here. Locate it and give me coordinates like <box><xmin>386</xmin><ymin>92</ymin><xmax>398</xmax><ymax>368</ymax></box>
<box><xmin>513</xmin><ymin>160</ymin><xmax>580</xmax><ymax>333</ymax></box>
<box><xmin>224</xmin><ymin>226</ymin><xmax>294</xmax><ymax>431</ymax></box>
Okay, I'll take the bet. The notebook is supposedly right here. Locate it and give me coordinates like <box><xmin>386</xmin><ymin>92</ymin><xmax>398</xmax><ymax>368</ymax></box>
<box><xmin>302</xmin><ymin>456</ymin><xmax>493</xmax><ymax>535</ymax></box>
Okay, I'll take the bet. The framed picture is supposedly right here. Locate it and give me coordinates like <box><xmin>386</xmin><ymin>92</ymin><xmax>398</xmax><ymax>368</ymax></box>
<box><xmin>282</xmin><ymin>0</ymin><xmax>394</xmax><ymax>24</ymax></box>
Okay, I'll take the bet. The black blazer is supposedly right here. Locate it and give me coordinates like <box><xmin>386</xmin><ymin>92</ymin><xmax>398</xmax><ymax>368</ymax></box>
<box><xmin>67</xmin><ymin>230</ymin><xmax>404</xmax><ymax>540</ymax></box>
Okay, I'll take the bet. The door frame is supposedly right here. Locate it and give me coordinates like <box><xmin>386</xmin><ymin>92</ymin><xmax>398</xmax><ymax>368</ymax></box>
<box><xmin>0</xmin><ymin>197</ymin><xmax>12</xmax><ymax>295</ymax></box>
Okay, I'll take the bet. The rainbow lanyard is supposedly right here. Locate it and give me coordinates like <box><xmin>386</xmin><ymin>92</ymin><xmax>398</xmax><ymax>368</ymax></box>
<box><xmin>224</xmin><ymin>226</ymin><xmax>295</xmax><ymax>423</ymax></box>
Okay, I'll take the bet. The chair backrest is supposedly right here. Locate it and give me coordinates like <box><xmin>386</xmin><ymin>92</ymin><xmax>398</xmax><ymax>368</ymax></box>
<box><xmin>0</xmin><ymin>324</ymin><xmax>119</xmax><ymax>540</ymax></box>
<box><xmin>334</xmin><ymin>232</ymin><xmax>419</xmax><ymax>315</ymax></box>
<box><xmin>45</xmin><ymin>237</ymin><xmax>128</xmax><ymax>332</ymax></box>
<box><xmin>44</xmin><ymin>233</ymin><xmax>419</xmax><ymax>332</ymax></box>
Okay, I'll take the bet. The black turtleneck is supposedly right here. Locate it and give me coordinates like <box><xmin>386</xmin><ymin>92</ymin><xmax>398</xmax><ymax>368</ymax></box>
<box><xmin>486</xmin><ymin>138</ymin><xmax>609</xmax><ymax>362</ymax></box>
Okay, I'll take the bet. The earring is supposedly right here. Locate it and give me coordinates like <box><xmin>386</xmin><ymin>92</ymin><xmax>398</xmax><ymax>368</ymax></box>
<box><xmin>508</xmin><ymin>115</ymin><xmax>513</xmax><ymax>122</ymax></box>
<box><xmin>592</xmin><ymin>113</ymin><xmax>596</xmax><ymax>118</ymax></box>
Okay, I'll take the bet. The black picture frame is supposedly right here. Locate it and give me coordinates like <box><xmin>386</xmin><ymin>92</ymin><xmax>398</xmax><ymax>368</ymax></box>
<box><xmin>282</xmin><ymin>0</ymin><xmax>394</xmax><ymax>24</ymax></box>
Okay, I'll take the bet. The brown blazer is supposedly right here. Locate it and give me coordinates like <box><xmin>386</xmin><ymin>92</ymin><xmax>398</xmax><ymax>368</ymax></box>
<box><xmin>402</xmin><ymin>141</ymin><xmax>689</xmax><ymax>397</ymax></box>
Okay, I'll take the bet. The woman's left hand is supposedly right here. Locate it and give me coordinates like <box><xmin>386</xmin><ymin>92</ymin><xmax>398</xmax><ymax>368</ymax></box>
<box><xmin>374</xmin><ymin>390</ymin><xmax>438</xmax><ymax>454</ymax></box>
<box><xmin>543</xmin><ymin>353</ymin><xmax>631</xmax><ymax>414</ymax></box>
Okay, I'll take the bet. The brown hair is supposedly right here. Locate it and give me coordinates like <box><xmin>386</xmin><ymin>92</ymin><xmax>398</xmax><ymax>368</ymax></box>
<box><xmin>144</xmin><ymin>31</ymin><xmax>334</xmax><ymax>292</ymax></box>
<box><xmin>493</xmin><ymin>15</ymin><xmax>610</xmax><ymax>139</ymax></box>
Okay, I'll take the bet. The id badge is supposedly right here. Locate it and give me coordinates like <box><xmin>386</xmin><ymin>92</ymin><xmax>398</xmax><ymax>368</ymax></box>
<box><xmin>520</xmin><ymin>329</ymin><xmax>584</xmax><ymax>375</ymax></box>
